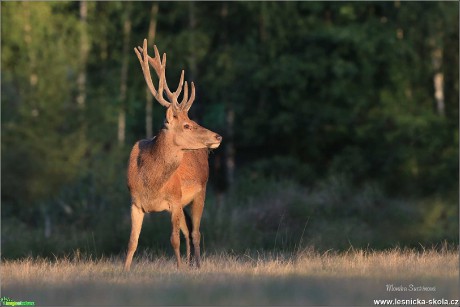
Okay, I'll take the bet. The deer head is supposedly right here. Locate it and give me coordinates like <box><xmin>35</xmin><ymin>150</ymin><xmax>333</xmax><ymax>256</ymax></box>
<box><xmin>135</xmin><ymin>39</ymin><xmax>222</xmax><ymax>150</ymax></box>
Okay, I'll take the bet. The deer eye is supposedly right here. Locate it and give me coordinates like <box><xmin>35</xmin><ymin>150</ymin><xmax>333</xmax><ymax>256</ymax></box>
<box><xmin>183</xmin><ymin>124</ymin><xmax>190</xmax><ymax>130</ymax></box>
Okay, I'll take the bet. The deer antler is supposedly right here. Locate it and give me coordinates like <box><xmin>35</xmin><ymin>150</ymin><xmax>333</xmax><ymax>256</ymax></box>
<box><xmin>134</xmin><ymin>39</ymin><xmax>168</xmax><ymax>108</ymax></box>
<box><xmin>134</xmin><ymin>39</ymin><xmax>196</xmax><ymax>111</ymax></box>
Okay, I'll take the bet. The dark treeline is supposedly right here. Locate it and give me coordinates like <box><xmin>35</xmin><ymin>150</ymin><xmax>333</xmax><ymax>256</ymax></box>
<box><xmin>1</xmin><ymin>2</ymin><xmax>458</xmax><ymax>259</ymax></box>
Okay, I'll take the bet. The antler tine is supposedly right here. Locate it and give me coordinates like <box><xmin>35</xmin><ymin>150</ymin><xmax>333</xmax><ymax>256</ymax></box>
<box><xmin>183</xmin><ymin>82</ymin><xmax>196</xmax><ymax>112</ymax></box>
<box><xmin>153</xmin><ymin>45</ymin><xmax>161</xmax><ymax>63</ymax></box>
<box><xmin>135</xmin><ymin>39</ymin><xmax>170</xmax><ymax>108</ymax></box>
<box><xmin>175</xmin><ymin>70</ymin><xmax>185</xmax><ymax>99</ymax></box>
<box><xmin>181</xmin><ymin>81</ymin><xmax>189</xmax><ymax>107</ymax></box>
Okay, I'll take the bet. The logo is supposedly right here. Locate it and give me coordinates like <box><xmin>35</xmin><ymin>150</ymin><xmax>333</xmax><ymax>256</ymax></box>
<box><xmin>0</xmin><ymin>297</ymin><xmax>35</xmax><ymax>306</ymax></box>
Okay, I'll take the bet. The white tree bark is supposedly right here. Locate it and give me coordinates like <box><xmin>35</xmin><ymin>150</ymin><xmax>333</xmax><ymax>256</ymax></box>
<box><xmin>118</xmin><ymin>4</ymin><xmax>132</xmax><ymax>146</ymax></box>
<box><xmin>77</xmin><ymin>1</ymin><xmax>89</xmax><ymax>109</ymax></box>
<box><xmin>145</xmin><ymin>3</ymin><xmax>159</xmax><ymax>139</ymax></box>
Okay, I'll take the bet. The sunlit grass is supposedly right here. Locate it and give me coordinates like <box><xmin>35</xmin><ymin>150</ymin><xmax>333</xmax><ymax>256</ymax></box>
<box><xmin>2</xmin><ymin>248</ymin><xmax>458</xmax><ymax>305</ymax></box>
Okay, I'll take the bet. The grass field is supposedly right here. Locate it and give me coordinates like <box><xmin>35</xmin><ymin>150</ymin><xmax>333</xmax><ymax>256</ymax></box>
<box><xmin>2</xmin><ymin>248</ymin><xmax>459</xmax><ymax>306</ymax></box>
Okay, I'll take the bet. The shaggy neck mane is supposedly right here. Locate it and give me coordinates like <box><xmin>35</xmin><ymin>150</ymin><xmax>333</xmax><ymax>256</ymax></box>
<box><xmin>140</xmin><ymin>129</ymin><xmax>184</xmax><ymax>192</ymax></box>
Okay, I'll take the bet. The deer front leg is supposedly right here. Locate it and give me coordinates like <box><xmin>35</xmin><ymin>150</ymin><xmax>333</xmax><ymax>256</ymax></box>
<box><xmin>124</xmin><ymin>204</ymin><xmax>144</xmax><ymax>271</ymax></box>
<box><xmin>190</xmin><ymin>190</ymin><xmax>206</xmax><ymax>268</ymax></box>
<box><xmin>179</xmin><ymin>213</ymin><xmax>191</xmax><ymax>265</ymax></box>
<box><xmin>170</xmin><ymin>207</ymin><xmax>183</xmax><ymax>269</ymax></box>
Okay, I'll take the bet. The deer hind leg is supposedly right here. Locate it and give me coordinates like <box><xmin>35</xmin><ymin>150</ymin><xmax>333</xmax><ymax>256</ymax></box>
<box><xmin>190</xmin><ymin>190</ymin><xmax>206</xmax><ymax>268</ymax></box>
<box><xmin>124</xmin><ymin>204</ymin><xmax>144</xmax><ymax>271</ymax></box>
<box><xmin>170</xmin><ymin>207</ymin><xmax>184</xmax><ymax>269</ymax></box>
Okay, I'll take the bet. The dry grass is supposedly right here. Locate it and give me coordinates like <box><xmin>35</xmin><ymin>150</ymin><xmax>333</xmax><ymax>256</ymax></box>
<box><xmin>2</xmin><ymin>248</ymin><xmax>459</xmax><ymax>306</ymax></box>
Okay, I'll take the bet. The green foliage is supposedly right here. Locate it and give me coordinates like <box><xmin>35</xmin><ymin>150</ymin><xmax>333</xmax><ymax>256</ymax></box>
<box><xmin>203</xmin><ymin>176</ymin><xmax>457</xmax><ymax>253</ymax></box>
<box><xmin>2</xmin><ymin>2</ymin><xmax>86</xmax><ymax>209</ymax></box>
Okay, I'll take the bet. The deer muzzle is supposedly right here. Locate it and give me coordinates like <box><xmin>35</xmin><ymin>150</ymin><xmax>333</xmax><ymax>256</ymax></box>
<box><xmin>207</xmin><ymin>134</ymin><xmax>222</xmax><ymax>149</ymax></box>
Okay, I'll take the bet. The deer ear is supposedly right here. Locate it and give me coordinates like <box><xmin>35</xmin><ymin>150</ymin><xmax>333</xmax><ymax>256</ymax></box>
<box><xmin>165</xmin><ymin>106</ymin><xmax>176</xmax><ymax>124</ymax></box>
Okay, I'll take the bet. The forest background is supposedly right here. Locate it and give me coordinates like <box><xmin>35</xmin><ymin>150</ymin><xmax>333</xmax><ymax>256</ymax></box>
<box><xmin>1</xmin><ymin>1</ymin><xmax>458</xmax><ymax>259</ymax></box>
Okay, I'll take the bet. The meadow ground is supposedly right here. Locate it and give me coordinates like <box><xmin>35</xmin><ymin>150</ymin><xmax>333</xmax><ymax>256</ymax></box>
<box><xmin>1</xmin><ymin>248</ymin><xmax>459</xmax><ymax>306</ymax></box>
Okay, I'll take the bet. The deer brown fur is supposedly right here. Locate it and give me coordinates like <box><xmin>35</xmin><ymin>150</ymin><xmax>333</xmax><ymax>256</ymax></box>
<box><xmin>124</xmin><ymin>39</ymin><xmax>222</xmax><ymax>271</ymax></box>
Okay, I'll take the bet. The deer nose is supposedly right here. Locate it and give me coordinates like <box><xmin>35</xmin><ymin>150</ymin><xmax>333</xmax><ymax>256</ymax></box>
<box><xmin>215</xmin><ymin>134</ymin><xmax>222</xmax><ymax>142</ymax></box>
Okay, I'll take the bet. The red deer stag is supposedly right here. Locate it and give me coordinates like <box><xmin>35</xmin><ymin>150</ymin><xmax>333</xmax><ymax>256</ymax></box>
<box><xmin>124</xmin><ymin>39</ymin><xmax>222</xmax><ymax>271</ymax></box>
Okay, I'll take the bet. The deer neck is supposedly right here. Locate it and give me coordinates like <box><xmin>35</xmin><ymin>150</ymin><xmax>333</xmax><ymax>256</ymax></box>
<box><xmin>147</xmin><ymin>129</ymin><xmax>184</xmax><ymax>187</ymax></box>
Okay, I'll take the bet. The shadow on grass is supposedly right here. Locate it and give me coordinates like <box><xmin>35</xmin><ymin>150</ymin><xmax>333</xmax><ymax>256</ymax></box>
<box><xmin>4</xmin><ymin>275</ymin><xmax>458</xmax><ymax>306</ymax></box>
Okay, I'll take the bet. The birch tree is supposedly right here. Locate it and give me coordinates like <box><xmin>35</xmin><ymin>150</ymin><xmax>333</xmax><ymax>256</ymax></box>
<box><xmin>145</xmin><ymin>3</ymin><xmax>159</xmax><ymax>139</ymax></box>
<box><xmin>118</xmin><ymin>3</ymin><xmax>132</xmax><ymax>146</ymax></box>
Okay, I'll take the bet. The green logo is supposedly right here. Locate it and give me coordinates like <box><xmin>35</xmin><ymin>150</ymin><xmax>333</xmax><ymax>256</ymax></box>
<box><xmin>0</xmin><ymin>297</ymin><xmax>35</xmax><ymax>306</ymax></box>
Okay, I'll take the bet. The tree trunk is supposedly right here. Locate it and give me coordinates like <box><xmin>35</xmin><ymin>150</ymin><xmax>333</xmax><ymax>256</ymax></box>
<box><xmin>22</xmin><ymin>2</ymin><xmax>39</xmax><ymax>117</ymax></box>
<box><xmin>432</xmin><ymin>47</ymin><xmax>445</xmax><ymax>117</ymax></box>
<box><xmin>220</xmin><ymin>2</ymin><xmax>235</xmax><ymax>188</ymax></box>
<box><xmin>188</xmin><ymin>1</ymin><xmax>197</xmax><ymax>78</ymax></box>
<box><xmin>77</xmin><ymin>1</ymin><xmax>89</xmax><ymax>109</ymax></box>
<box><xmin>187</xmin><ymin>1</ymin><xmax>199</xmax><ymax>120</ymax></box>
<box><xmin>145</xmin><ymin>3</ymin><xmax>159</xmax><ymax>139</ymax></box>
<box><xmin>225</xmin><ymin>106</ymin><xmax>235</xmax><ymax>187</ymax></box>
<box><xmin>118</xmin><ymin>3</ymin><xmax>132</xmax><ymax>146</ymax></box>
